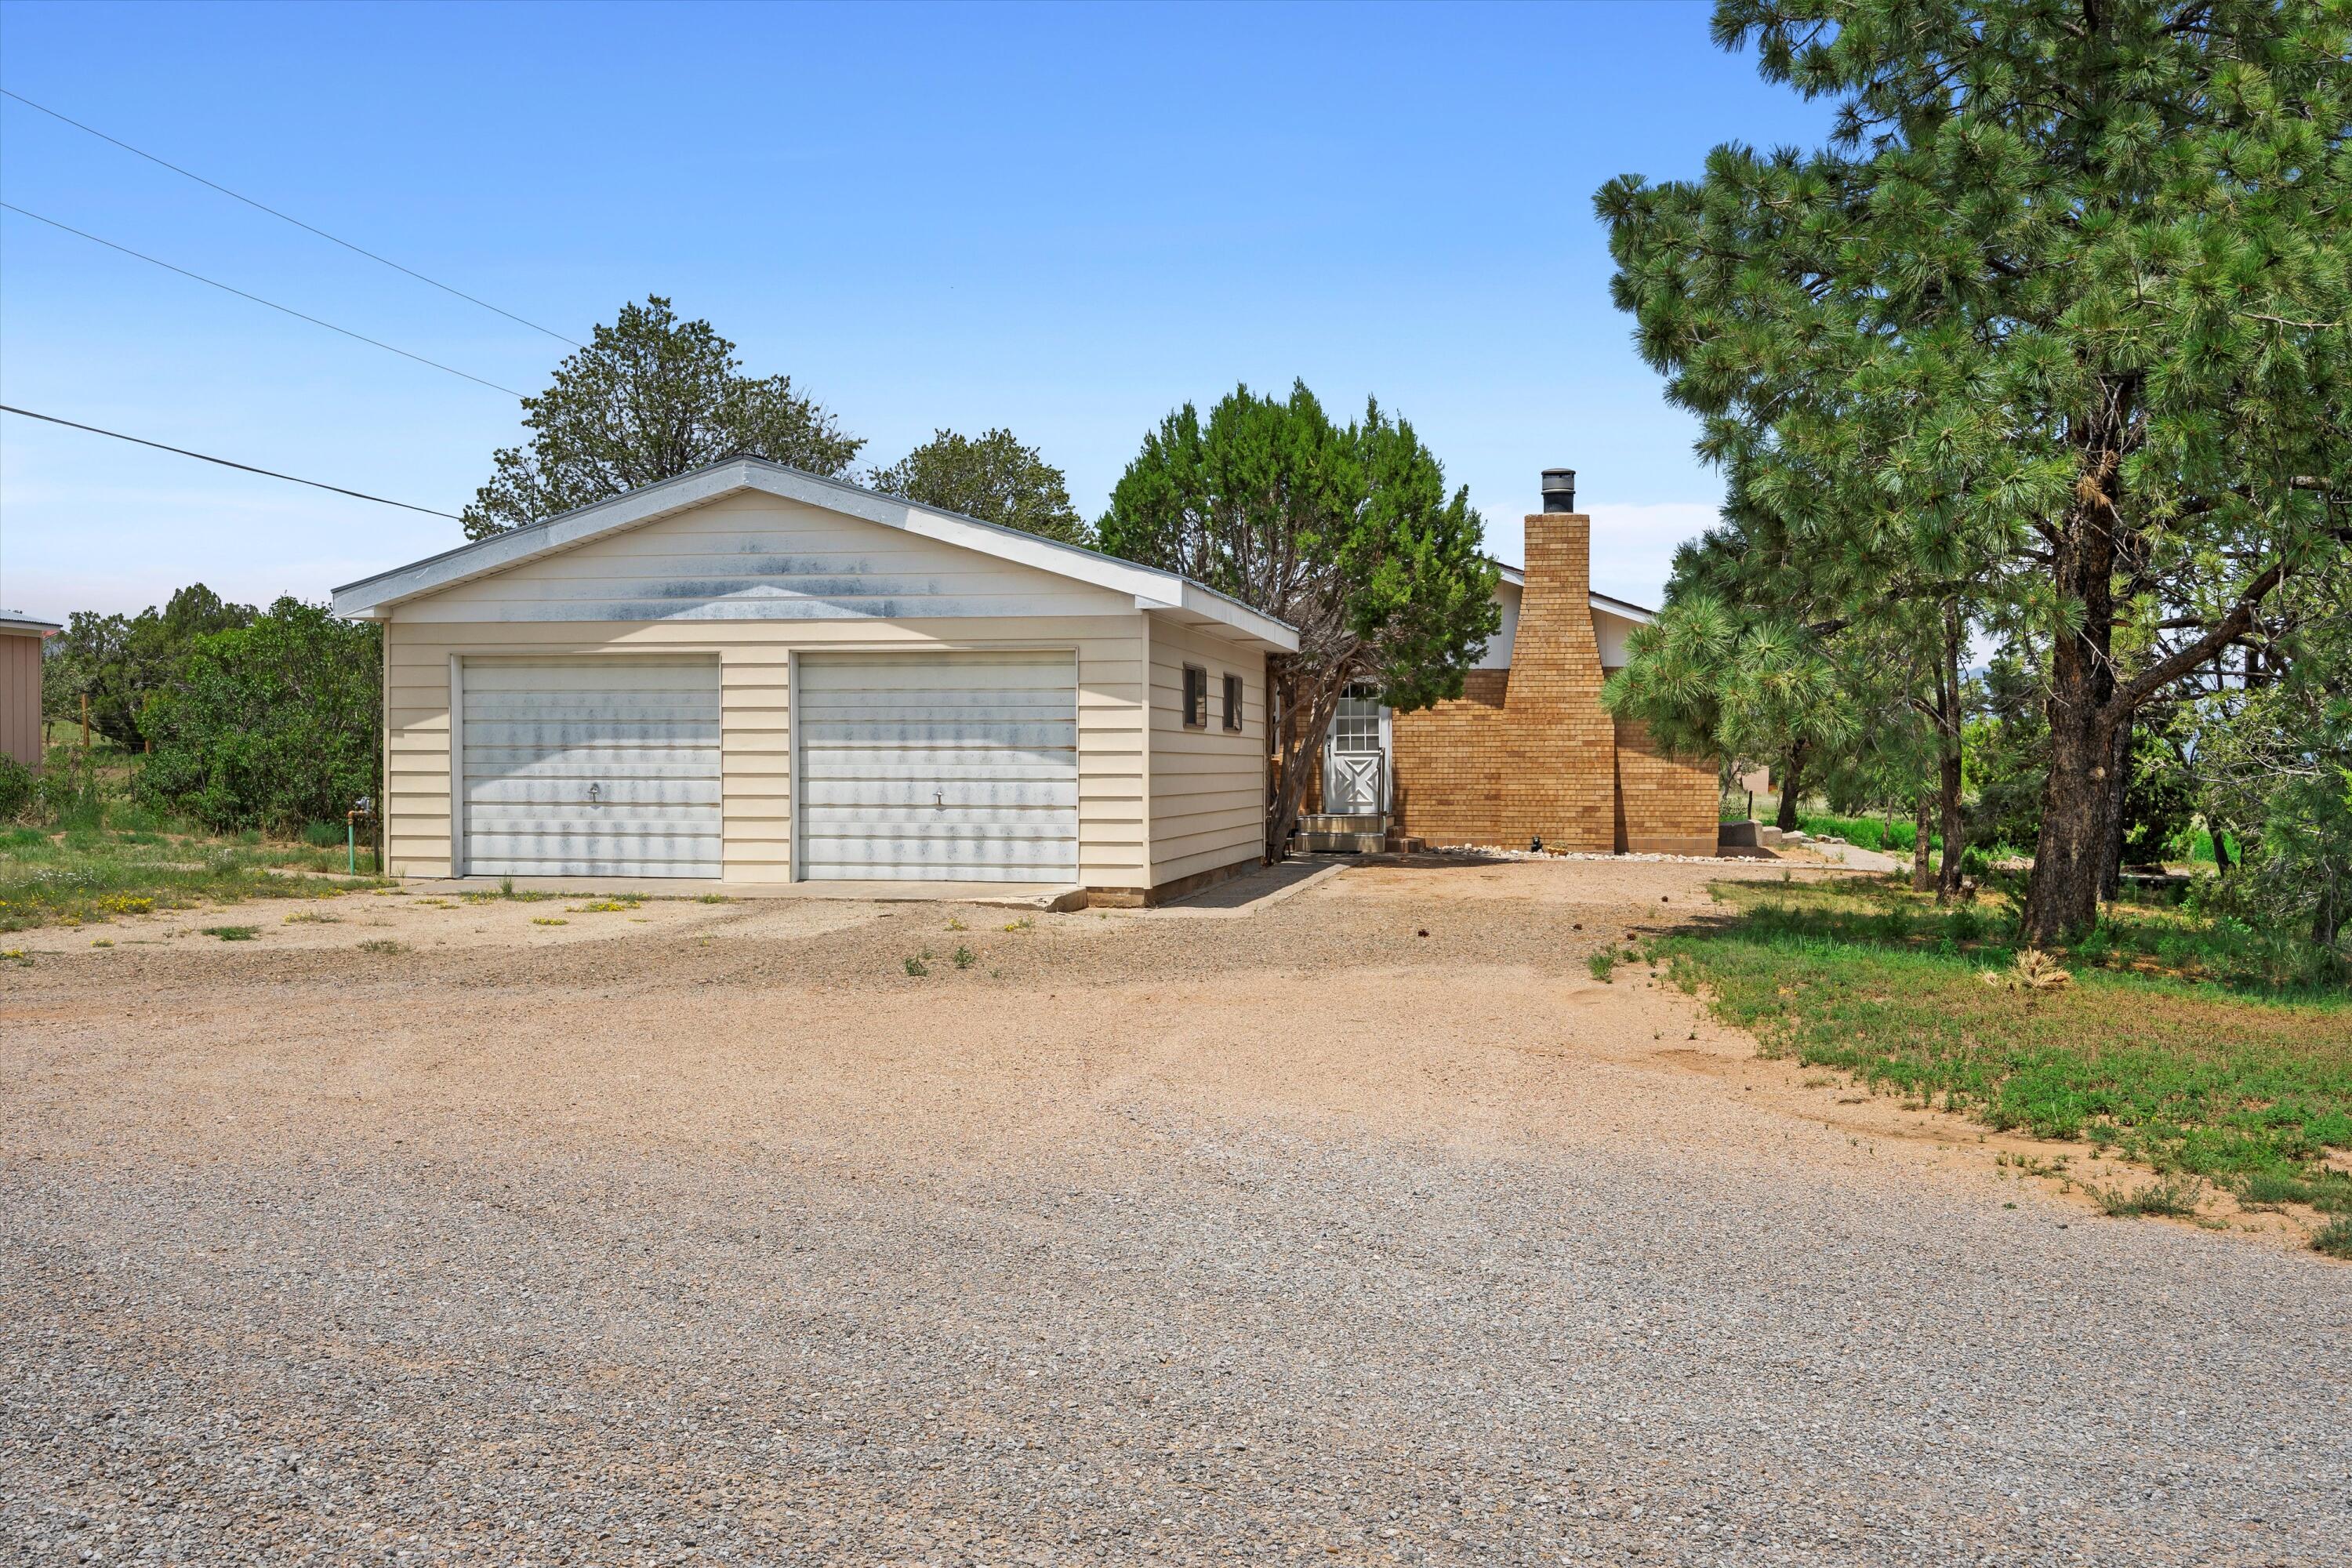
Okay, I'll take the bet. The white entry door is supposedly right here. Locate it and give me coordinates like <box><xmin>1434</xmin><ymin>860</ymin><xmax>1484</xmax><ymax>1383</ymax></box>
<box><xmin>459</xmin><ymin>656</ymin><xmax>722</xmax><ymax>878</ymax></box>
<box><xmin>796</xmin><ymin>651</ymin><xmax>1078</xmax><ymax>882</ymax></box>
<box><xmin>1322</xmin><ymin>685</ymin><xmax>1388</xmax><ymax>814</ymax></box>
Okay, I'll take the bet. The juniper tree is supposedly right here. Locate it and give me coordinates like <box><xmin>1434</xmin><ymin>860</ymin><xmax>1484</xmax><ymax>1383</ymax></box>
<box><xmin>1098</xmin><ymin>382</ymin><xmax>1499</xmax><ymax>859</ymax></box>
<box><xmin>464</xmin><ymin>297</ymin><xmax>862</xmax><ymax>539</ymax></box>
<box><xmin>866</xmin><ymin>428</ymin><xmax>1093</xmax><ymax>546</ymax></box>
<box><xmin>1599</xmin><ymin>0</ymin><xmax>2351</xmax><ymax>942</ymax></box>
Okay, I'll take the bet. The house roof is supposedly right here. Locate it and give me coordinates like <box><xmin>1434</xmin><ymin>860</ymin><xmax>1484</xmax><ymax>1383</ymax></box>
<box><xmin>331</xmin><ymin>457</ymin><xmax>1301</xmax><ymax>653</ymax></box>
<box><xmin>1488</xmin><ymin>562</ymin><xmax>1656</xmax><ymax>624</ymax></box>
<box><xmin>0</xmin><ymin>612</ymin><xmax>62</xmax><ymax>635</ymax></box>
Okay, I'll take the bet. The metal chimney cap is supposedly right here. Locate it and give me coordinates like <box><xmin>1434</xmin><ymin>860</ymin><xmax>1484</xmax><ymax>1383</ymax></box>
<box><xmin>1540</xmin><ymin>468</ymin><xmax>1577</xmax><ymax>513</ymax></box>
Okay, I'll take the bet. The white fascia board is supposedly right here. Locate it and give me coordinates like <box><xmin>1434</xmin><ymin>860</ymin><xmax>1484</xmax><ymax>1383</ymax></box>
<box><xmin>332</xmin><ymin>458</ymin><xmax>1300</xmax><ymax>650</ymax></box>
<box><xmin>1484</xmin><ymin>561</ymin><xmax>1653</xmax><ymax>624</ymax></box>
<box><xmin>332</xmin><ymin>463</ymin><xmax>756</xmax><ymax>619</ymax></box>
<box><xmin>1166</xmin><ymin>582</ymin><xmax>1299</xmax><ymax>653</ymax></box>
<box><xmin>1588</xmin><ymin>591</ymin><xmax>1656</xmax><ymax>624</ymax></box>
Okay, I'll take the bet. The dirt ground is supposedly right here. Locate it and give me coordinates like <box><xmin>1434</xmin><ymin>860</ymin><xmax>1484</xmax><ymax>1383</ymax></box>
<box><xmin>2</xmin><ymin>857</ymin><xmax>2346</xmax><ymax>1566</ymax></box>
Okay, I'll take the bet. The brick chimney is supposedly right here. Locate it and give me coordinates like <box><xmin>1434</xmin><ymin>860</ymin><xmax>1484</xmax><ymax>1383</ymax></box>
<box><xmin>1499</xmin><ymin>470</ymin><xmax>1617</xmax><ymax>851</ymax></box>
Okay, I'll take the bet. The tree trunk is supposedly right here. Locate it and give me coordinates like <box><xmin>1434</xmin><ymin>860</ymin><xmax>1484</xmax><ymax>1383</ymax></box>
<box><xmin>1936</xmin><ymin>749</ymin><xmax>1965</xmax><ymax>901</ymax></box>
<box><xmin>2211</xmin><ymin>824</ymin><xmax>2233</xmax><ymax>876</ymax></box>
<box><xmin>2023</xmin><ymin>485</ymin><xmax>2123</xmax><ymax>945</ymax></box>
<box><xmin>2098</xmin><ymin>719</ymin><xmax>2131</xmax><ymax>901</ymax></box>
<box><xmin>1911</xmin><ymin>787</ymin><xmax>1934</xmax><ymax>892</ymax></box>
<box><xmin>1776</xmin><ymin>739</ymin><xmax>1808</xmax><ymax>833</ymax></box>
<box><xmin>1935</xmin><ymin>601</ymin><xmax>1968</xmax><ymax>903</ymax></box>
<box><xmin>1264</xmin><ymin>662</ymin><xmax>1347</xmax><ymax>863</ymax></box>
<box><xmin>2027</xmin><ymin>706</ymin><xmax>2122</xmax><ymax>945</ymax></box>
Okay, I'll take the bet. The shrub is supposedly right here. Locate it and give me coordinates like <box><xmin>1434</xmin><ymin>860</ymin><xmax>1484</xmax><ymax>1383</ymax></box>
<box><xmin>31</xmin><ymin>747</ymin><xmax>104</xmax><ymax>829</ymax></box>
<box><xmin>136</xmin><ymin>597</ymin><xmax>379</xmax><ymax>834</ymax></box>
<box><xmin>1588</xmin><ymin>950</ymin><xmax>1616</xmax><ymax>982</ymax></box>
<box><xmin>0</xmin><ymin>756</ymin><xmax>31</xmax><ymax>821</ymax></box>
<box><xmin>301</xmin><ymin>821</ymin><xmax>346</xmax><ymax>848</ymax></box>
<box><xmin>2313</xmin><ymin>1217</ymin><xmax>2352</xmax><ymax>1261</ymax></box>
<box><xmin>2092</xmin><ymin>1176</ymin><xmax>2205</xmax><ymax>1219</ymax></box>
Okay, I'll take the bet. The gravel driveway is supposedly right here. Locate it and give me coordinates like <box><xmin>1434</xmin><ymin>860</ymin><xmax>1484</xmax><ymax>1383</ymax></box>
<box><xmin>3</xmin><ymin>858</ymin><xmax>2346</xmax><ymax>1566</ymax></box>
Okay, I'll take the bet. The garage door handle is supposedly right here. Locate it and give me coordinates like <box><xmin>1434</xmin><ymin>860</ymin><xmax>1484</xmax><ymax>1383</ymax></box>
<box><xmin>588</xmin><ymin>782</ymin><xmax>601</xmax><ymax>808</ymax></box>
<box><xmin>934</xmin><ymin>789</ymin><xmax>943</xmax><ymax>809</ymax></box>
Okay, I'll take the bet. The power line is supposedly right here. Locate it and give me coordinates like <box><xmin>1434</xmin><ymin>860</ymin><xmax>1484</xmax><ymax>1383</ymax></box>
<box><xmin>1</xmin><ymin>201</ymin><xmax>526</xmax><ymax>397</ymax></box>
<box><xmin>0</xmin><ymin>86</ymin><xmax>583</xmax><ymax>348</ymax></box>
<box><xmin>0</xmin><ymin>404</ymin><xmax>463</xmax><ymax>520</ymax></box>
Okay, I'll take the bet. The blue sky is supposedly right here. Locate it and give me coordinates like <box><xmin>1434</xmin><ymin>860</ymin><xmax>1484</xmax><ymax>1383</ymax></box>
<box><xmin>0</xmin><ymin>0</ymin><xmax>1832</xmax><ymax>619</ymax></box>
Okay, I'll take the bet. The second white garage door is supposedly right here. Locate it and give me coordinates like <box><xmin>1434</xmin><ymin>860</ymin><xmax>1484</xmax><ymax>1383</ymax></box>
<box><xmin>796</xmin><ymin>651</ymin><xmax>1079</xmax><ymax>882</ymax></box>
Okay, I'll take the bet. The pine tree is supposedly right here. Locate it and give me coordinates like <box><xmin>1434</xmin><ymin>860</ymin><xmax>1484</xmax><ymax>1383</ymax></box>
<box><xmin>1599</xmin><ymin>0</ymin><xmax>2351</xmax><ymax>942</ymax></box>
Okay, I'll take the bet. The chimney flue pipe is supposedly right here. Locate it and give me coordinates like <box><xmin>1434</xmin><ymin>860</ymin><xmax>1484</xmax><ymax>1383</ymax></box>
<box><xmin>1540</xmin><ymin>468</ymin><xmax>1577</xmax><ymax>513</ymax></box>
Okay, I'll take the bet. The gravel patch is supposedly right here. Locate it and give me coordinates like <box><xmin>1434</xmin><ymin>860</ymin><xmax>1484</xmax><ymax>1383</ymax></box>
<box><xmin>2</xmin><ymin>858</ymin><xmax>2345</xmax><ymax>1566</ymax></box>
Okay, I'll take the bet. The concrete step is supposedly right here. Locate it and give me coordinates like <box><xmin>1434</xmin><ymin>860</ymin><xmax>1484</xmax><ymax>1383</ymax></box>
<box><xmin>1297</xmin><ymin>830</ymin><xmax>1387</xmax><ymax>854</ymax></box>
<box><xmin>1298</xmin><ymin>812</ymin><xmax>1385</xmax><ymax>833</ymax></box>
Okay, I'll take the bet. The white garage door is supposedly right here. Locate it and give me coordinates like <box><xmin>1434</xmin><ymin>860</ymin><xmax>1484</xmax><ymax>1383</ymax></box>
<box><xmin>797</xmin><ymin>651</ymin><xmax>1078</xmax><ymax>882</ymax></box>
<box><xmin>460</xmin><ymin>656</ymin><xmax>721</xmax><ymax>878</ymax></box>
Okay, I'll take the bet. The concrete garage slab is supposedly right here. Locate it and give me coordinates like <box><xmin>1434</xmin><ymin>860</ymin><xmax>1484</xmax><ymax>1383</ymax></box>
<box><xmin>398</xmin><ymin>876</ymin><xmax>1088</xmax><ymax>910</ymax></box>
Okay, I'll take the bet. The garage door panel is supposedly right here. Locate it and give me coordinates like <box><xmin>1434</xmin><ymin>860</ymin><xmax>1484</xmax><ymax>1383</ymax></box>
<box><xmin>800</xmin><ymin>779</ymin><xmax>1076</xmax><ymax>810</ymax></box>
<box><xmin>800</xmin><ymin>720</ymin><xmax>1076</xmax><ymax>750</ymax></box>
<box><xmin>461</xmin><ymin>722</ymin><xmax>720</xmax><ymax>752</ymax></box>
<box><xmin>465</xmin><ymin>777</ymin><xmax>722</xmax><ymax>808</ymax></box>
<box><xmin>462</xmin><ymin>656</ymin><xmax>721</xmax><ymax>879</ymax></box>
<box><xmin>797</xmin><ymin>686</ymin><xmax>1074</xmax><ymax>715</ymax></box>
<box><xmin>805</xmin><ymin>658</ymin><xmax>1075</xmax><ymax>691</ymax></box>
<box><xmin>797</xmin><ymin>652</ymin><xmax>1078</xmax><ymax>883</ymax></box>
<box><xmin>459</xmin><ymin>747</ymin><xmax>715</xmax><ymax>771</ymax></box>
<box><xmin>799</xmin><ymin>835</ymin><xmax>1076</xmax><ymax>877</ymax></box>
<box><xmin>792</xmin><ymin>754</ymin><xmax>1073</xmax><ymax>781</ymax></box>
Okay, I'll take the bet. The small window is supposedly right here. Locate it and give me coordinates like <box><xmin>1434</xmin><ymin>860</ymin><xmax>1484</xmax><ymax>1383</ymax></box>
<box><xmin>1181</xmin><ymin>664</ymin><xmax>1208</xmax><ymax>728</ymax></box>
<box><xmin>1221</xmin><ymin>673</ymin><xmax>1244</xmax><ymax>732</ymax></box>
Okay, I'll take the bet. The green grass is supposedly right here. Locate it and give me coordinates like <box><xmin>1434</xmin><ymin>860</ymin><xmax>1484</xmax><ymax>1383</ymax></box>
<box><xmin>1</xmin><ymin>818</ymin><xmax>386</xmax><ymax>931</ymax></box>
<box><xmin>1656</xmin><ymin>880</ymin><xmax>2352</xmax><ymax>1211</ymax></box>
<box><xmin>200</xmin><ymin>924</ymin><xmax>260</xmax><ymax>942</ymax></box>
<box><xmin>1587</xmin><ymin>949</ymin><xmax>1617</xmax><ymax>982</ymax></box>
<box><xmin>2314</xmin><ymin>1218</ymin><xmax>2352</xmax><ymax>1260</ymax></box>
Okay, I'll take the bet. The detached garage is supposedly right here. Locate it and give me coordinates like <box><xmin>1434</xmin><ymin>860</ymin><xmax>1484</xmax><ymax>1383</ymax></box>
<box><xmin>332</xmin><ymin>458</ymin><xmax>1295</xmax><ymax>904</ymax></box>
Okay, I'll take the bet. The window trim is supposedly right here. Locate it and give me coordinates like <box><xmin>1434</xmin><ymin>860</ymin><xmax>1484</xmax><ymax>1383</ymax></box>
<box><xmin>1181</xmin><ymin>663</ymin><xmax>1209</xmax><ymax>729</ymax></box>
<box><xmin>1221</xmin><ymin>672</ymin><xmax>1244</xmax><ymax>732</ymax></box>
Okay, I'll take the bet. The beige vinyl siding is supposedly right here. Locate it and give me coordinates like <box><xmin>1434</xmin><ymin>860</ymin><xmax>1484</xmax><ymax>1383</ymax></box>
<box><xmin>380</xmin><ymin>494</ymin><xmax>1152</xmax><ymax>886</ymax></box>
<box><xmin>394</xmin><ymin>490</ymin><xmax>1137</xmax><ymax>623</ymax></box>
<box><xmin>1146</xmin><ymin>618</ymin><xmax>1266</xmax><ymax>888</ymax></box>
<box><xmin>383</xmin><ymin>615</ymin><xmax>1146</xmax><ymax>885</ymax></box>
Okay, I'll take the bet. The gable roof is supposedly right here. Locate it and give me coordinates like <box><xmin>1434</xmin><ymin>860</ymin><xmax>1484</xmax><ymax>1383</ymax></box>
<box><xmin>332</xmin><ymin>457</ymin><xmax>1299</xmax><ymax>652</ymax></box>
<box><xmin>1489</xmin><ymin>562</ymin><xmax>1655</xmax><ymax>624</ymax></box>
